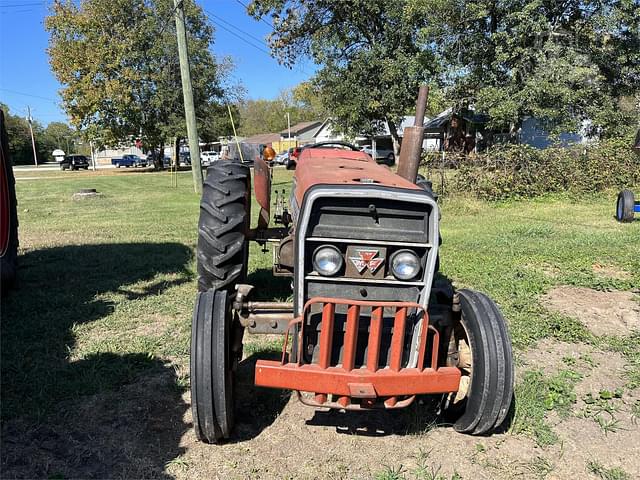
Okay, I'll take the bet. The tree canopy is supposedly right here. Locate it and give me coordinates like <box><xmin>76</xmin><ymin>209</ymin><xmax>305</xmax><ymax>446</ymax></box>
<box><xmin>411</xmin><ymin>0</ymin><xmax>640</xmax><ymax>137</ymax></box>
<box><xmin>1</xmin><ymin>104</ymin><xmax>80</xmax><ymax>165</ymax></box>
<box><xmin>249</xmin><ymin>0</ymin><xmax>639</xmax><ymax>139</ymax></box>
<box><xmin>248</xmin><ymin>0</ymin><xmax>439</xmax><ymax>149</ymax></box>
<box><xmin>46</xmin><ymin>0</ymin><xmax>236</xmax><ymax>152</ymax></box>
<box><xmin>237</xmin><ymin>85</ymin><xmax>325</xmax><ymax>137</ymax></box>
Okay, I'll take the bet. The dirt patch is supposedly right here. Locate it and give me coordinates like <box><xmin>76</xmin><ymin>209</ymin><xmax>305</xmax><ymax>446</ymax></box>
<box><xmin>4</xmin><ymin>341</ymin><xmax>639</xmax><ymax>480</ymax></box>
<box><xmin>521</xmin><ymin>339</ymin><xmax>629</xmax><ymax>397</ymax></box>
<box><xmin>542</xmin><ymin>286</ymin><xmax>640</xmax><ymax>336</ymax></box>
<box><xmin>592</xmin><ymin>263</ymin><xmax>632</xmax><ymax>281</ymax></box>
<box><xmin>4</xmin><ymin>335</ymin><xmax>639</xmax><ymax>479</ymax></box>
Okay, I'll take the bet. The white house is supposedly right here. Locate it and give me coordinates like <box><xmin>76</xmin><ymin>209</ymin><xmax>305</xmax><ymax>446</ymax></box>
<box><xmin>313</xmin><ymin>117</ymin><xmax>438</xmax><ymax>150</ymax></box>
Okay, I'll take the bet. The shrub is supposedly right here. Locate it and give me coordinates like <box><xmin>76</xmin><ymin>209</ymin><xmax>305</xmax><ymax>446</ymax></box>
<box><xmin>426</xmin><ymin>135</ymin><xmax>640</xmax><ymax>200</ymax></box>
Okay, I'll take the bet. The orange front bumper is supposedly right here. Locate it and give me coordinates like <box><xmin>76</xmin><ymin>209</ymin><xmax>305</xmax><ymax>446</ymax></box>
<box><xmin>254</xmin><ymin>297</ymin><xmax>461</xmax><ymax>409</ymax></box>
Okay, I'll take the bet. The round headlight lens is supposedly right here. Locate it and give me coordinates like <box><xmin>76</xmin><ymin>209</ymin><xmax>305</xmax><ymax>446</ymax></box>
<box><xmin>313</xmin><ymin>245</ymin><xmax>343</xmax><ymax>276</ymax></box>
<box><xmin>391</xmin><ymin>250</ymin><xmax>421</xmax><ymax>280</ymax></box>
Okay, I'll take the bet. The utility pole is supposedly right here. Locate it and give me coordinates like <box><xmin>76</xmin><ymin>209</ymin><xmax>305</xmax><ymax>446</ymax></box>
<box><xmin>27</xmin><ymin>106</ymin><xmax>38</xmax><ymax>167</ymax></box>
<box><xmin>174</xmin><ymin>0</ymin><xmax>203</xmax><ymax>194</ymax></box>
<box><xmin>286</xmin><ymin>112</ymin><xmax>291</xmax><ymax>143</ymax></box>
<box><xmin>90</xmin><ymin>140</ymin><xmax>96</xmax><ymax>171</ymax></box>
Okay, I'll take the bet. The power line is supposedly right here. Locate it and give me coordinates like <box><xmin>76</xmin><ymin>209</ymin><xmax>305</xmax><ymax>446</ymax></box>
<box><xmin>206</xmin><ymin>8</ymin><xmax>267</xmax><ymax>46</ymax></box>
<box><xmin>234</xmin><ymin>0</ymin><xmax>274</xmax><ymax>29</ymax></box>
<box><xmin>203</xmin><ymin>10</ymin><xmax>271</xmax><ymax>56</ymax></box>
<box><xmin>204</xmin><ymin>7</ymin><xmax>314</xmax><ymax>76</ymax></box>
<box><xmin>0</xmin><ymin>88</ymin><xmax>59</xmax><ymax>103</ymax></box>
<box><xmin>0</xmin><ymin>8</ymin><xmax>36</xmax><ymax>13</ymax></box>
<box><xmin>0</xmin><ymin>1</ymin><xmax>44</xmax><ymax>8</ymax></box>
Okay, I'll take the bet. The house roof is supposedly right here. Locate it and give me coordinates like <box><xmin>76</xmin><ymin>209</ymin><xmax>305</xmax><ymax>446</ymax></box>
<box><xmin>279</xmin><ymin>120</ymin><xmax>323</xmax><ymax>137</ymax></box>
<box><xmin>242</xmin><ymin>132</ymin><xmax>280</xmax><ymax>145</ymax></box>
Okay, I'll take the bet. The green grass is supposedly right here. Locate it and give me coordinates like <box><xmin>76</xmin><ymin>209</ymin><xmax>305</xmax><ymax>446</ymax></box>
<box><xmin>587</xmin><ymin>461</ymin><xmax>630</xmax><ymax>480</ymax></box>
<box><xmin>2</xmin><ymin>169</ymin><xmax>639</xmax><ymax>424</ymax></box>
<box><xmin>510</xmin><ymin>369</ymin><xmax>581</xmax><ymax>446</ymax></box>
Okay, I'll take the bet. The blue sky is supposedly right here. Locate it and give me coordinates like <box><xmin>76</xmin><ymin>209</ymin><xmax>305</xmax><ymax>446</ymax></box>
<box><xmin>0</xmin><ymin>0</ymin><xmax>315</xmax><ymax>126</ymax></box>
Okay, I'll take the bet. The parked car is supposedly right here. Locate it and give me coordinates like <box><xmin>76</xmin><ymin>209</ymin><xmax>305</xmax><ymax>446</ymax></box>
<box><xmin>360</xmin><ymin>145</ymin><xmax>396</xmax><ymax>165</ymax></box>
<box><xmin>201</xmin><ymin>151</ymin><xmax>220</xmax><ymax>166</ymax></box>
<box><xmin>60</xmin><ymin>154</ymin><xmax>90</xmax><ymax>170</ymax></box>
<box><xmin>111</xmin><ymin>154</ymin><xmax>147</xmax><ymax>168</ymax></box>
<box><xmin>273</xmin><ymin>151</ymin><xmax>289</xmax><ymax>165</ymax></box>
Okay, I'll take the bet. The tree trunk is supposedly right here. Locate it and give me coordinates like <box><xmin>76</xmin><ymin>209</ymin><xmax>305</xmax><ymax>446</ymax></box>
<box><xmin>387</xmin><ymin>119</ymin><xmax>401</xmax><ymax>155</ymax></box>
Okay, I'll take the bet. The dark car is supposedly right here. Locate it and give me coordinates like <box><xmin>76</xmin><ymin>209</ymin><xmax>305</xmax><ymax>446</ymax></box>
<box><xmin>61</xmin><ymin>154</ymin><xmax>90</xmax><ymax>171</ymax></box>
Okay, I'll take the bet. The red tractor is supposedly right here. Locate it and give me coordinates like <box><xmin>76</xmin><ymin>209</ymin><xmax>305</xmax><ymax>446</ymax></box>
<box><xmin>1</xmin><ymin>109</ymin><xmax>18</xmax><ymax>293</ymax></box>
<box><xmin>191</xmin><ymin>88</ymin><xmax>514</xmax><ymax>443</ymax></box>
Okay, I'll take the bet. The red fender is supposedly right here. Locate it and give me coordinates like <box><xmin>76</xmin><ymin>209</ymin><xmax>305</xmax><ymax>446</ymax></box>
<box><xmin>253</xmin><ymin>156</ymin><xmax>271</xmax><ymax>229</ymax></box>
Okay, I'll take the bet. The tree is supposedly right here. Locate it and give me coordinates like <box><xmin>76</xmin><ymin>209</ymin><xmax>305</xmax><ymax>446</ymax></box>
<box><xmin>409</xmin><ymin>0</ymin><xmax>640</xmax><ymax>137</ymax></box>
<box><xmin>237</xmin><ymin>86</ymin><xmax>321</xmax><ymax>136</ymax></box>
<box><xmin>42</xmin><ymin>121</ymin><xmax>78</xmax><ymax>154</ymax></box>
<box><xmin>45</xmin><ymin>0</ymin><xmax>236</xmax><ymax>158</ymax></box>
<box><xmin>248</xmin><ymin>0</ymin><xmax>440</xmax><ymax>152</ymax></box>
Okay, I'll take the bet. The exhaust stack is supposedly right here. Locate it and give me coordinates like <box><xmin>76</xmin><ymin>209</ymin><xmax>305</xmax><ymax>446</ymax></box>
<box><xmin>397</xmin><ymin>85</ymin><xmax>429</xmax><ymax>183</ymax></box>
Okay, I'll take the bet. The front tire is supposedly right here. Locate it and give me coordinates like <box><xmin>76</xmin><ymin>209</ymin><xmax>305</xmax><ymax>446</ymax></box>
<box><xmin>191</xmin><ymin>289</ymin><xmax>235</xmax><ymax>443</ymax></box>
<box><xmin>445</xmin><ymin>289</ymin><xmax>514</xmax><ymax>435</ymax></box>
<box><xmin>197</xmin><ymin>161</ymin><xmax>250</xmax><ymax>292</ymax></box>
<box><xmin>616</xmin><ymin>190</ymin><xmax>635</xmax><ymax>222</ymax></box>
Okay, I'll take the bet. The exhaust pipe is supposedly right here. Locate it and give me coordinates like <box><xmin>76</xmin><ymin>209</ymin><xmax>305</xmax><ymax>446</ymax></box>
<box><xmin>397</xmin><ymin>85</ymin><xmax>429</xmax><ymax>183</ymax></box>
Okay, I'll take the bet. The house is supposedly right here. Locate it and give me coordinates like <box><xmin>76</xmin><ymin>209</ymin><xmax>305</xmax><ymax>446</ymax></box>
<box><xmin>424</xmin><ymin>108</ymin><xmax>592</xmax><ymax>152</ymax></box>
<box><xmin>279</xmin><ymin>121</ymin><xmax>323</xmax><ymax>145</ymax></box>
<box><xmin>313</xmin><ymin>117</ymin><xmax>439</xmax><ymax>151</ymax></box>
<box><xmin>519</xmin><ymin>117</ymin><xmax>589</xmax><ymax>149</ymax></box>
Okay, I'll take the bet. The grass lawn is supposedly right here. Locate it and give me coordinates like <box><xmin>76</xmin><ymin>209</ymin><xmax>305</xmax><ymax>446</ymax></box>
<box><xmin>2</xmin><ymin>167</ymin><xmax>639</xmax><ymax>478</ymax></box>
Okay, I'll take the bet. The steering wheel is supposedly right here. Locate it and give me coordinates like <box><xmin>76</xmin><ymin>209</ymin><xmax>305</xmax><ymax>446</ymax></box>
<box><xmin>306</xmin><ymin>141</ymin><xmax>360</xmax><ymax>151</ymax></box>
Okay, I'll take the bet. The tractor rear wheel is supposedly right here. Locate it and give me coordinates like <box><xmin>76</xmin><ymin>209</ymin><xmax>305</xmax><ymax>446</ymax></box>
<box><xmin>616</xmin><ymin>190</ymin><xmax>635</xmax><ymax>222</ymax></box>
<box><xmin>1</xmin><ymin>110</ymin><xmax>18</xmax><ymax>293</ymax></box>
<box><xmin>444</xmin><ymin>289</ymin><xmax>514</xmax><ymax>435</ymax></box>
<box><xmin>197</xmin><ymin>161</ymin><xmax>250</xmax><ymax>292</ymax></box>
<box><xmin>191</xmin><ymin>289</ymin><xmax>235</xmax><ymax>443</ymax></box>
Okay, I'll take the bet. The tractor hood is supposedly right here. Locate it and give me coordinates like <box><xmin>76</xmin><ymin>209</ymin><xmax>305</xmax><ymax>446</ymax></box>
<box><xmin>293</xmin><ymin>148</ymin><xmax>420</xmax><ymax>204</ymax></box>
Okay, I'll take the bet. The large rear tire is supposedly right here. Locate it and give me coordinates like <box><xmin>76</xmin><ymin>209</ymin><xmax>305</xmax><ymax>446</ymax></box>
<box><xmin>616</xmin><ymin>190</ymin><xmax>635</xmax><ymax>223</ymax></box>
<box><xmin>445</xmin><ymin>289</ymin><xmax>514</xmax><ymax>435</ymax></box>
<box><xmin>191</xmin><ymin>289</ymin><xmax>235</xmax><ymax>443</ymax></box>
<box><xmin>0</xmin><ymin>110</ymin><xmax>18</xmax><ymax>293</ymax></box>
<box><xmin>197</xmin><ymin>161</ymin><xmax>250</xmax><ymax>292</ymax></box>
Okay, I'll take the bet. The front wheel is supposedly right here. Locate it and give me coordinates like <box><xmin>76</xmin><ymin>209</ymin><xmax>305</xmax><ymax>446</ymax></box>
<box><xmin>191</xmin><ymin>289</ymin><xmax>235</xmax><ymax>443</ymax></box>
<box><xmin>443</xmin><ymin>289</ymin><xmax>514</xmax><ymax>435</ymax></box>
<box><xmin>616</xmin><ymin>190</ymin><xmax>635</xmax><ymax>222</ymax></box>
<box><xmin>386</xmin><ymin>152</ymin><xmax>395</xmax><ymax>165</ymax></box>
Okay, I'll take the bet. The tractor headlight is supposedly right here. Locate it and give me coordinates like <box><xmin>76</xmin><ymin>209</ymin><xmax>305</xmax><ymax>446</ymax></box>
<box><xmin>391</xmin><ymin>250</ymin><xmax>421</xmax><ymax>280</ymax></box>
<box><xmin>313</xmin><ymin>245</ymin><xmax>343</xmax><ymax>276</ymax></box>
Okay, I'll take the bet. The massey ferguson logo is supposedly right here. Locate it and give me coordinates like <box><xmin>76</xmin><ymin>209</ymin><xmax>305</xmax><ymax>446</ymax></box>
<box><xmin>349</xmin><ymin>249</ymin><xmax>385</xmax><ymax>274</ymax></box>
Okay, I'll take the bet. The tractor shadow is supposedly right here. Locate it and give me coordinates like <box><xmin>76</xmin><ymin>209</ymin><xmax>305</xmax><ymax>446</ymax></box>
<box><xmin>1</xmin><ymin>242</ymin><xmax>193</xmax><ymax>479</ymax></box>
<box><xmin>304</xmin><ymin>396</ymin><xmax>448</xmax><ymax>437</ymax></box>
<box><xmin>247</xmin><ymin>267</ymin><xmax>292</xmax><ymax>301</ymax></box>
<box><xmin>231</xmin><ymin>351</ymin><xmax>292</xmax><ymax>443</ymax></box>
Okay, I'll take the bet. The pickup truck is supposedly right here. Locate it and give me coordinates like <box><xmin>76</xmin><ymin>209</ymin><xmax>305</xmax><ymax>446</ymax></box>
<box><xmin>111</xmin><ymin>154</ymin><xmax>147</xmax><ymax>168</ymax></box>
